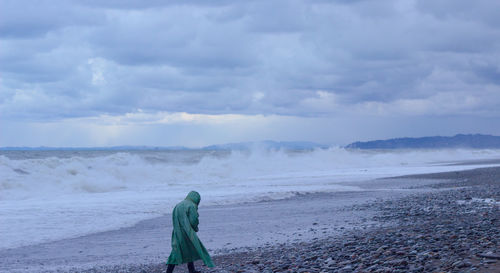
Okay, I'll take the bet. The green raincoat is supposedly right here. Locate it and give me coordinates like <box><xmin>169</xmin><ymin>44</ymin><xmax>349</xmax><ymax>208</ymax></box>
<box><xmin>166</xmin><ymin>191</ymin><xmax>214</xmax><ymax>267</ymax></box>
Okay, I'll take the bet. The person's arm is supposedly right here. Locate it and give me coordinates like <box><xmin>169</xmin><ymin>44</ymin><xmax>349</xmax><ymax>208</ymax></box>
<box><xmin>188</xmin><ymin>205</ymin><xmax>199</xmax><ymax>232</ymax></box>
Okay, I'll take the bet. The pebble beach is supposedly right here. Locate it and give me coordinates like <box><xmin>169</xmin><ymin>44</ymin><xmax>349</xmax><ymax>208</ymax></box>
<box><xmin>198</xmin><ymin>167</ymin><xmax>500</xmax><ymax>273</ymax></box>
<box><xmin>2</xmin><ymin>166</ymin><xmax>499</xmax><ymax>273</ymax></box>
<box><xmin>82</xmin><ymin>167</ymin><xmax>499</xmax><ymax>273</ymax></box>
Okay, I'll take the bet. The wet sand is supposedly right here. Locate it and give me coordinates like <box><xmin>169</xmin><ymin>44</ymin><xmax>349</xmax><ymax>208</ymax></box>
<box><xmin>1</xmin><ymin>166</ymin><xmax>499</xmax><ymax>272</ymax></box>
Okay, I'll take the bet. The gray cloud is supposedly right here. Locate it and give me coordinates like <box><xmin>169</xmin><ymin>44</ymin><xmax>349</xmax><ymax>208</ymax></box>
<box><xmin>1</xmin><ymin>0</ymin><xmax>500</xmax><ymax>123</ymax></box>
<box><xmin>0</xmin><ymin>0</ymin><xmax>103</xmax><ymax>38</ymax></box>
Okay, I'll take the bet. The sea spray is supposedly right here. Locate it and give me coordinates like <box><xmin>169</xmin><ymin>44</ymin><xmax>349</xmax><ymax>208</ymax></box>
<box><xmin>1</xmin><ymin>148</ymin><xmax>500</xmax><ymax>249</ymax></box>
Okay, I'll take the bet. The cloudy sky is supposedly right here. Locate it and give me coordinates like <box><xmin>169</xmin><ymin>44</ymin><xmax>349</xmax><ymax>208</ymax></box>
<box><xmin>1</xmin><ymin>0</ymin><xmax>499</xmax><ymax>147</ymax></box>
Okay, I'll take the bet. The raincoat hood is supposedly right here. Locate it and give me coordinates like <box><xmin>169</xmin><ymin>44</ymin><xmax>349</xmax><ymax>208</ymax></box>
<box><xmin>185</xmin><ymin>191</ymin><xmax>201</xmax><ymax>206</ymax></box>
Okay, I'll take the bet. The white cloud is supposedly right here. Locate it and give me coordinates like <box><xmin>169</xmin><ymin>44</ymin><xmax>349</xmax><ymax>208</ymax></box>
<box><xmin>252</xmin><ymin>92</ymin><xmax>265</xmax><ymax>102</ymax></box>
<box><xmin>354</xmin><ymin>91</ymin><xmax>491</xmax><ymax>117</ymax></box>
<box><xmin>299</xmin><ymin>91</ymin><xmax>338</xmax><ymax>113</ymax></box>
<box><xmin>79</xmin><ymin>111</ymin><xmax>275</xmax><ymax>126</ymax></box>
<box><xmin>87</xmin><ymin>58</ymin><xmax>107</xmax><ymax>85</ymax></box>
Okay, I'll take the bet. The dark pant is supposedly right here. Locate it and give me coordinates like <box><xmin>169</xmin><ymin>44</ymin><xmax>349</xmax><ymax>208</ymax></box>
<box><xmin>166</xmin><ymin>262</ymin><xmax>197</xmax><ymax>273</ymax></box>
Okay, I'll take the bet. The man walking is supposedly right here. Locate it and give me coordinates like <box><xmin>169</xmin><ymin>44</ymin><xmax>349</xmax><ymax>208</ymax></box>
<box><xmin>166</xmin><ymin>191</ymin><xmax>214</xmax><ymax>273</ymax></box>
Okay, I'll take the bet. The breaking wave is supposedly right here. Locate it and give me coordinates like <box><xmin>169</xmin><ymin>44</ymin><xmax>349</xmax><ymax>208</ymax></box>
<box><xmin>2</xmin><ymin>148</ymin><xmax>500</xmax><ymax>200</ymax></box>
<box><xmin>1</xmin><ymin>147</ymin><xmax>500</xmax><ymax>249</ymax></box>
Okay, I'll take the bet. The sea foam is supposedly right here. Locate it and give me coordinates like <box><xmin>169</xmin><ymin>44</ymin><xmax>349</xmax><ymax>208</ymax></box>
<box><xmin>1</xmin><ymin>148</ymin><xmax>500</xmax><ymax>249</ymax></box>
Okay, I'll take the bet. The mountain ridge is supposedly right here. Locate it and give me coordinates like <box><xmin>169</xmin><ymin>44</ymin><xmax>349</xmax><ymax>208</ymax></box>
<box><xmin>345</xmin><ymin>134</ymin><xmax>500</xmax><ymax>149</ymax></box>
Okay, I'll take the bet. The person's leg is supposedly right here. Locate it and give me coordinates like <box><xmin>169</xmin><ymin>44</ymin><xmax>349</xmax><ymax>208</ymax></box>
<box><xmin>187</xmin><ymin>262</ymin><xmax>200</xmax><ymax>273</ymax></box>
<box><xmin>166</xmin><ymin>264</ymin><xmax>175</xmax><ymax>273</ymax></box>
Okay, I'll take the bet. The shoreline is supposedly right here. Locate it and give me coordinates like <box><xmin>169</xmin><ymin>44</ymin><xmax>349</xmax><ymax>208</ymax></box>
<box><xmin>205</xmin><ymin>167</ymin><xmax>500</xmax><ymax>273</ymax></box>
<box><xmin>0</xmin><ymin>189</ymin><xmax>406</xmax><ymax>272</ymax></box>
<box><xmin>1</xmin><ymin>167</ymin><xmax>499</xmax><ymax>272</ymax></box>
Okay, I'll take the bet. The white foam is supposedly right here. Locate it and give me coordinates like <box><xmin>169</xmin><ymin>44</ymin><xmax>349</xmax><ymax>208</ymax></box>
<box><xmin>457</xmin><ymin>198</ymin><xmax>500</xmax><ymax>205</ymax></box>
<box><xmin>1</xmin><ymin>148</ymin><xmax>500</xmax><ymax>249</ymax></box>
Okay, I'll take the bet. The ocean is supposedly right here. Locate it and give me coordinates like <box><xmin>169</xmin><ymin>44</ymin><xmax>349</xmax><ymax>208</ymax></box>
<box><xmin>1</xmin><ymin>147</ymin><xmax>500</xmax><ymax>250</ymax></box>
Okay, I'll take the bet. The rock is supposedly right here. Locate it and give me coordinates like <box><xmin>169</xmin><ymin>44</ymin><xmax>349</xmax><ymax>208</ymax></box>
<box><xmin>452</xmin><ymin>260</ymin><xmax>472</xmax><ymax>269</ymax></box>
<box><xmin>477</xmin><ymin>252</ymin><xmax>500</xmax><ymax>260</ymax></box>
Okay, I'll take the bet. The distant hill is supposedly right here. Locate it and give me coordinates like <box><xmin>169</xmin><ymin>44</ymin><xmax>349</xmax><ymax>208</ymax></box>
<box><xmin>202</xmin><ymin>141</ymin><xmax>329</xmax><ymax>151</ymax></box>
<box><xmin>345</xmin><ymin>134</ymin><xmax>500</xmax><ymax>149</ymax></box>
